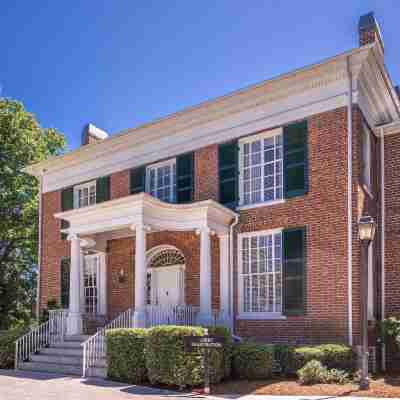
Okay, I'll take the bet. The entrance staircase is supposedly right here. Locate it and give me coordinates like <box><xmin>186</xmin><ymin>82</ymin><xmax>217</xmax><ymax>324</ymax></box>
<box><xmin>18</xmin><ymin>335</ymin><xmax>107</xmax><ymax>377</ymax></box>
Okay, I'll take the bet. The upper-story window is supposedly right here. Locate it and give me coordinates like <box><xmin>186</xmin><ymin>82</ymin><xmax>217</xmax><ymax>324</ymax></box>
<box><xmin>239</xmin><ymin>128</ymin><xmax>283</xmax><ymax>206</ymax></box>
<box><xmin>146</xmin><ymin>159</ymin><xmax>177</xmax><ymax>203</ymax></box>
<box><xmin>74</xmin><ymin>181</ymin><xmax>96</xmax><ymax>208</ymax></box>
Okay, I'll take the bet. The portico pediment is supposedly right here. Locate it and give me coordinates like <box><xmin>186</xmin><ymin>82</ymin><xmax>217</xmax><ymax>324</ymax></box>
<box><xmin>54</xmin><ymin>192</ymin><xmax>236</xmax><ymax>236</ymax></box>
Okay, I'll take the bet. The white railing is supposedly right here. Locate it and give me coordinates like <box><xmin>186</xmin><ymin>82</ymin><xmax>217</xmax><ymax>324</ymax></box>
<box><xmin>15</xmin><ymin>309</ymin><xmax>68</xmax><ymax>369</ymax></box>
<box><xmin>145</xmin><ymin>305</ymin><xmax>199</xmax><ymax>327</ymax></box>
<box><xmin>82</xmin><ymin>308</ymin><xmax>133</xmax><ymax>378</ymax></box>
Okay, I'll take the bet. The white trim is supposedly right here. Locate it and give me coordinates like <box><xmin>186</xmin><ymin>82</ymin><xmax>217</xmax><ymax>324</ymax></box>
<box><xmin>237</xmin><ymin>199</ymin><xmax>285</xmax><ymax>211</ymax></box>
<box><xmin>238</xmin><ymin>228</ymin><xmax>283</xmax><ymax>317</ymax></box>
<box><xmin>380</xmin><ymin>127</ymin><xmax>386</xmax><ymax>370</ymax></box>
<box><xmin>36</xmin><ymin>172</ymin><xmax>43</xmax><ymax>321</ymax></box>
<box><xmin>346</xmin><ymin>56</ymin><xmax>353</xmax><ymax>346</ymax></box>
<box><xmin>238</xmin><ymin>127</ymin><xmax>283</xmax><ymax>144</ymax></box>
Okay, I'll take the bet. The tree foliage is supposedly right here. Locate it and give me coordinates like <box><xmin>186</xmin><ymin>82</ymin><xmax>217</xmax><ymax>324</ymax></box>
<box><xmin>0</xmin><ymin>98</ymin><xmax>65</xmax><ymax>329</ymax></box>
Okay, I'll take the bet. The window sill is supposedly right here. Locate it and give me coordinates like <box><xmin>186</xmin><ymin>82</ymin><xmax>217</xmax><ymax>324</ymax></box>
<box><xmin>237</xmin><ymin>313</ymin><xmax>287</xmax><ymax>320</ymax></box>
<box><xmin>237</xmin><ymin>199</ymin><xmax>285</xmax><ymax>211</ymax></box>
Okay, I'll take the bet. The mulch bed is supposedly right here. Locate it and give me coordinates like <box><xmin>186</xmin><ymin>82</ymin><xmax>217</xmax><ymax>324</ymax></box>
<box><xmin>212</xmin><ymin>374</ymin><xmax>400</xmax><ymax>398</ymax></box>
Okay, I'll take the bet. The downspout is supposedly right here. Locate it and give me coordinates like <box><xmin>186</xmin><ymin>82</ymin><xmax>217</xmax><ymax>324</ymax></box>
<box><xmin>380</xmin><ymin>127</ymin><xmax>386</xmax><ymax>370</ymax></box>
<box><xmin>229</xmin><ymin>214</ymin><xmax>239</xmax><ymax>333</ymax></box>
<box><xmin>346</xmin><ymin>56</ymin><xmax>353</xmax><ymax>346</ymax></box>
<box><xmin>36</xmin><ymin>171</ymin><xmax>44</xmax><ymax>321</ymax></box>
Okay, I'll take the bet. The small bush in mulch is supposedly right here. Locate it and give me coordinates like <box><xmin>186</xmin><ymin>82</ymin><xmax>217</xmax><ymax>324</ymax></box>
<box><xmin>297</xmin><ymin>360</ymin><xmax>350</xmax><ymax>385</ymax></box>
<box><xmin>232</xmin><ymin>342</ymin><xmax>275</xmax><ymax>380</ymax></box>
<box><xmin>106</xmin><ymin>328</ymin><xmax>148</xmax><ymax>384</ymax></box>
<box><xmin>288</xmin><ymin>343</ymin><xmax>354</xmax><ymax>373</ymax></box>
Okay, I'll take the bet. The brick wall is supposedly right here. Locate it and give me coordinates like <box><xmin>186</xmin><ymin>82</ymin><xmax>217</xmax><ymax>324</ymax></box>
<box><xmin>234</xmin><ymin>107</ymin><xmax>351</xmax><ymax>343</ymax></box>
<box><xmin>40</xmin><ymin>191</ymin><xmax>69</xmax><ymax>309</ymax></box>
<box><xmin>194</xmin><ymin>144</ymin><xmax>219</xmax><ymax>201</ymax></box>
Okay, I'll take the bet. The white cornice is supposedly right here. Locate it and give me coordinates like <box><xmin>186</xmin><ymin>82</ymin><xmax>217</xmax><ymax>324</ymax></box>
<box><xmin>25</xmin><ymin>43</ymin><xmax>400</xmax><ymax>193</ymax></box>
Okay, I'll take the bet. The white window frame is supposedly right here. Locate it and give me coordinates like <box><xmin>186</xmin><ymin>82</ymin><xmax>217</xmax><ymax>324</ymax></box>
<box><xmin>362</xmin><ymin>123</ymin><xmax>372</xmax><ymax>193</ymax></box>
<box><xmin>238</xmin><ymin>228</ymin><xmax>286</xmax><ymax>320</ymax></box>
<box><xmin>73</xmin><ymin>180</ymin><xmax>96</xmax><ymax>209</ymax></box>
<box><xmin>238</xmin><ymin>128</ymin><xmax>284</xmax><ymax>209</ymax></box>
<box><xmin>83</xmin><ymin>253</ymin><xmax>100</xmax><ymax>315</ymax></box>
<box><xmin>145</xmin><ymin>158</ymin><xmax>177</xmax><ymax>203</ymax></box>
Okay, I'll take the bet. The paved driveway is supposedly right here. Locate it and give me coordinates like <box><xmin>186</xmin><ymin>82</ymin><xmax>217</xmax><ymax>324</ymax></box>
<box><xmin>0</xmin><ymin>370</ymin><xmax>200</xmax><ymax>400</ymax></box>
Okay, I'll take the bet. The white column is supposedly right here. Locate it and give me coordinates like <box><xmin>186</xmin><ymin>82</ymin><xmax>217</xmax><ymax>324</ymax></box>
<box><xmin>219</xmin><ymin>234</ymin><xmax>230</xmax><ymax>326</ymax></box>
<box><xmin>196</xmin><ymin>227</ymin><xmax>213</xmax><ymax>325</ymax></box>
<box><xmin>99</xmin><ymin>253</ymin><xmax>107</xmax><ymax>315</ymax></box>
<box><xmin>133</xmin><ymin>224</ymin><xmax>147</xmax><ymax>327</ymax></box>
<box><xmin>66</xmin><ymin>233</ymin><xmax>82</xmax><ymax>335</ymax></box>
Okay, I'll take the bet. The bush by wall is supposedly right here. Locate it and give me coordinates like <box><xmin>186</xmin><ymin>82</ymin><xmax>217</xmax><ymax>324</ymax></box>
<box><xmin>144</xmin><ymin>325</ymin><xmax>227</xmax><ymax>388</ymax></box>
<box><xmin>106</xmin><ymin>328</ymin><xmax>148</xmax><ymax>384</ymax></box>
<box><xmin>297</xmin><ymin>360</ymin><xmax>350</xmax><ymax>385</ymax></box>
<box><xmin>232</xmin><ymin>342</ymin><xmax>274</xmax><ymax>379</ymax></box>
<box><xmin>288</xmin><ymin>344</ymin><xmax>354</xmax><ymax>373</ymax></box>
<box><xmin>0</xmin><ymin>329</ymin><xmax>24</xmax><ymax>369</ymax></box>
<box><xmin>207</xmin><ymin>326</ymin><xmax>233</xmax><ymax>380</ymax></box>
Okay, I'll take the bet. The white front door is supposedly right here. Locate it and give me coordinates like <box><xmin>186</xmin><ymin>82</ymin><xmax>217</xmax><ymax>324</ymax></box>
<box><xmin>150</xmin><ymin>265</ymin><xmax>184</xmax><ymax>306</ymax></box>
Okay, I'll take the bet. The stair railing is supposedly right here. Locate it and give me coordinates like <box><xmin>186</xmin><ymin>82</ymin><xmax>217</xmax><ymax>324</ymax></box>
<box><xmin>82</xmin><ymin>308</ymin><xmax>133</xmax><ymax>378</ymax></box>
<box><xmin>15</xmin><ymin>309</ymin><xmax>68</xmax><ymax>370</ymax></box>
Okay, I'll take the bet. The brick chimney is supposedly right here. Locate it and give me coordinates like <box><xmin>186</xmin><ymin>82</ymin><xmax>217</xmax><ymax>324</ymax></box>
<box><xmin>358</xmin><ymin>12</ymin><xmax>384</xmax><ymax>53</ymax></box>
<box><xmin>81</xmin><ymin>123</ymin><xmax>108</xmax><ymax>146</ymax></box>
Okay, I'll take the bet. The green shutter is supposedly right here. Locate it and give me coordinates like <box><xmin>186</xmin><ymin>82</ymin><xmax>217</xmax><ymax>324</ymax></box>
<box><xmin>218</xmin><ymin>141</ymin><xmax>238</xmax><ymax>209</ymax></box>
<box><xmin>60</xmin><ymin>258</ymin><xmax>70</xmax><ymax>308</ymax></box>
<box><xmin>283</xmin><ymin>120</ymin><xmax>308</xmax><ymax>198</ymax></box>
<box><xmin>176</xmin><ymin>152</ymin><xmax>194</xmax><ymax>203</ymax></box>
<box><xmin>283</xmin><ymin>227</ymin><xmax>307</xmax><ymax>316</ymax></box>
<box><xmin>96</xmin><ymin>176</ymin><xmax>110</xmax><ymax>203</ymax></box>
<box><xmin>130</xmin><ymin>166</ymin><xmax>146</xmax><ymax>195</ymax></box>
<box><xmin>60</xmin><ymin>187</ymin><xmax>73</xmax><ymax>240</ymax></box>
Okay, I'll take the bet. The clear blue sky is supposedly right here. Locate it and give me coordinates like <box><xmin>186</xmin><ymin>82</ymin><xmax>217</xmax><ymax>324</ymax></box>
<box><xmin>1</xmin><ymin>1</ymin><xmax>399</xmax><ymax>150</ymax></box>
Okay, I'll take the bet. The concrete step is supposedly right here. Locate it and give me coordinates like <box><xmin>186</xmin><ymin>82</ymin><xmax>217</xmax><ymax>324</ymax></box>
<box><xmin>30</xmin><ymin>354</ymin><xmax>82</xmax><ymax>366</ymax></box>
<box><xmin>64</xmin><ymin>335</ymin><xmax>90</xmax><ymax>342</ymax></box>
<box><xmin>40</xmin><ymin>347</ymin><xmax>83</xmax><ymax>357</ymax></box>
<box><xmin>87</xmin><ymin>366</ymin><xmax>107</xmax><ymax>378</ymax></box>
<box><xmin>52</xmin><ymin>341</ymin><xmax>83</xmax><ymax>349</ymax></box>
<box><xmin>19</xmin><ymin>361</ymin><xmax>82</xmax><ymax>376</ymax></box>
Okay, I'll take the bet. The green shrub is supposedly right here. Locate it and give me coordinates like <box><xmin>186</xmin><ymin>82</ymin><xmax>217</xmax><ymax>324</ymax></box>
<box><xmin>206</xmin><ymin>326</ymin><xmax>233</xmax><ymax>380</ymax></box>
<box><xmin>297</xmin><ymin>360</ymin><xmax>329</xmax><ymax>385</ymax></box>
<box><xmin>325</xmin><ymin>368</ymin><xmax>350</xmax><ymax>384</ymax></box>
<box><xmin>232</xmin><ymin>342</ymin><xmax>274</xmax><ymax>380</ymax></box>
<box><xmin>106</xmin><ymin>328</ymin><xmax>148</xmax><ymax>384</ymax></box>
<box><xmin>0</xmin><ymin>329</ymin><xmax>24</xmax><ymax>369</ymax></box>
<box><xmin>145</xmin><ymin>325</ymin><xmax>226</xmax><ymax>387</ymax></box>
<box><xmin>289</xmin><ymin>344</ymin><xmax>354</xmax><ymax>373</ymax></box>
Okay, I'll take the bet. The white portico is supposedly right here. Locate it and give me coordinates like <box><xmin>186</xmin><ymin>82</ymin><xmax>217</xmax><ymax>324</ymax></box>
<box><xmin>55</xmin><ymin>193</ymin><xmax>236</xmax><ymax>334</ymax></box>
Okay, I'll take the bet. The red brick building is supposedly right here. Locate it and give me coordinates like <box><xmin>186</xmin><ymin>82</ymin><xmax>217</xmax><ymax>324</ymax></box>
<box><xmin>25</xmin><ymin>13</ymin><xmax>400</xmax><ymax>370</ymax></box>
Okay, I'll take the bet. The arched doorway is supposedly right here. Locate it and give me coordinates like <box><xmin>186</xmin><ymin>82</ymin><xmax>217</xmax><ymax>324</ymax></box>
<box><xmin>146</xmin><ymin>245</ymin><xmax>185</xmax><ymax>306</ymax></box>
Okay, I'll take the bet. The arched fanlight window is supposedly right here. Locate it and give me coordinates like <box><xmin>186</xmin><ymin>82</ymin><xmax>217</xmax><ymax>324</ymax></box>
<box><xmin>148</xmin><ymin>247</ymin><xmax>185</xmax><ymax>269</ymax></box>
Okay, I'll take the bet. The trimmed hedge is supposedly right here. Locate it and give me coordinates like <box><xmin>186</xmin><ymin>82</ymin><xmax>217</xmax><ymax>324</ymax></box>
<box><xmin>145</xmin><ymin>325</ymin><xmax>227</xmax><ymax>387</ymax></box>
<box><xmin>288</xmin><ymin>344</ymin><xmax>354</xmax><ymax>373</ymax></box>
<box><xmin>207</xmin><ymin>326</ymin><xmax>233</xmax><ymax>380</ymax></box>
<box><xmin>232</xmin><ymin>342</ymin><xmax>274</xmax><ymax>379</ymax></box>
<box><xmin>0</xmin><ymin>329</ymin><xmax>24</xmax><ymax>369</ymax></box>
<box><xmin>106</xmin><ymin>328</ymin><xmax>148</xmax><ymax>384</ymax></box>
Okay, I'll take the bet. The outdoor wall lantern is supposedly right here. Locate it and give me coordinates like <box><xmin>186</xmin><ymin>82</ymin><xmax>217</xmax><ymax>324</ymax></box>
<box><xmin>118</xmin><ymin>268</ymin><xmax>126</xmax><ymax>284</ymax></box>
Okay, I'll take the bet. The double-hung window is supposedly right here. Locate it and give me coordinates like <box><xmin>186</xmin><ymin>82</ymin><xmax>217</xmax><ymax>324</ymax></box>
<box><xmin>146</xmin><ymin>159</ymin><xmax>177</xmax><ymax>203</ymax></box>
<box><xmin>74</xmin><ymin>181</ymin><xmax>96</xmax><ymax>209</ymax></box>
<box><xmin>239</xmin><ymin>128</ymin><xmax>283</xmax><ymax>207</ymax></box>
<box><xmin>239</xmin><ymin>229</ymin><xmax>283</xmax><ymax>317</ymax></box>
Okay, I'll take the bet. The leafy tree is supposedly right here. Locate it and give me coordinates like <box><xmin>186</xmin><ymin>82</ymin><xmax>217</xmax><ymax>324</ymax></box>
<box><xmin>0</xmin><ymin>98</ymin><xmax>65</xmax><ymax>330</ymax></box>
